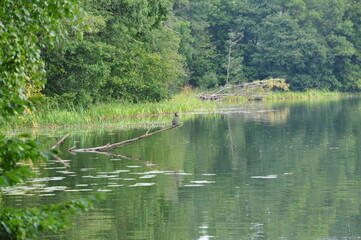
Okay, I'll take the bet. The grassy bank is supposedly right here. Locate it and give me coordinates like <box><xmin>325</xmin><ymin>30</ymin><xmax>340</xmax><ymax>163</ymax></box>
<box><xmin>7</xmin><ymin>89</ymin><xmax>359</xmax><ymax>131</ymax></box>
<box><xmin>30</xmin><ymin>88</ymin><xmax>218</xmax><ymax>129</ymax></box>
<box><xmin>263</xmin><ymin>89</ymin><xmax>356</xmax><ymax>100</ymax></box>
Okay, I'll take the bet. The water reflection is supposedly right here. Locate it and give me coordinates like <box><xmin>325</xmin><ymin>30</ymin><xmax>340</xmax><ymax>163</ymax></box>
<box><xmin>4</xmin><ymin>98</ymin><xmax>361</xmax><ymax>239</ymax></box>
<box><xmin>220</xmin><ymin>103</ymin><xmax>290</xmax><ymax>124</ymax></box>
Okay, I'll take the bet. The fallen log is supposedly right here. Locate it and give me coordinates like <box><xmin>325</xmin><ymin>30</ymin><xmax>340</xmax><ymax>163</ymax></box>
<box><xmin>200</xmin><ymin>78</ymin><xmax>288</xmax><ymax>101</ymax></box>
<box><xmin>69</xmin><ymin>125</ymin><xmax>178</xmax><ymax>152</ymax></box>
<box><xmin>51</xmin><ymin>133</ymin><xmax>70</xmax><ymax>149</ymax></box>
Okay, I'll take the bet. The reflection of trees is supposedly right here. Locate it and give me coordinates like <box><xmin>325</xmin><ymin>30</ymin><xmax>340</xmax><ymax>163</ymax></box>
<box><xmin>52</xmin><ymin>127</ymin><xmax>191</xmax><ymax>239</ymax></box>
<box><xmin>153</xmin><ymin>98</ymin><xmax>361</xmax><ymax>239</ymax></box>
<box><xmin>79</xmin><ymin>98</ymin><xmax>361</xmax><ymax>239</ymax></box>
<box><xmin>188</xmin><ymin>98</ymin><xmax>361</xmax><ymax>239</ymax></box>
<box><xmin>11</xmin><ymin>98</ymin><xmax>361</xmax><ymax>239</ymax></box>
<box><xmin>220</xmin><ymin>103</ymin><xmax>290</xmax><ymax>124</ymax></box>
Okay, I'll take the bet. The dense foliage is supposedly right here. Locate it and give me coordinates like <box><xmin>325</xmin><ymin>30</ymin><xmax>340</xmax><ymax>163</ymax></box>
<box><xmin>174</xmin><ymin>0</ymin><xmax>361</xmax><ymax>91</ymax></box>
<box><xmin>0</xmin><ymin>0</ymin><xmax>98</xmax><ymax>239</ymax></box>
<box><xmin>41</xmin><ymin>0</ymin><xmax>361</xmax><ymax>106</ymax></box>
<box><xmin>1</xmin><ymin>0</ymin><xmax>361</xmax><ymax>238</ymax></box>
<box><xmin>0</xmin><ymin>199</ymin><xmax>95</xmax><ymax>240</ymax></box>
<box><xmin>43</xmin><ymin>0</ymin><xmax>186</xmax><ymax>106</ymax></box>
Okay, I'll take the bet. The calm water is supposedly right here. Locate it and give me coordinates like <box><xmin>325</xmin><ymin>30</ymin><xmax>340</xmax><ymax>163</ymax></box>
<box><xmin>4</xmin><ymin>98</ymin><xmax>361</xmax><ymax>240</ymax></box>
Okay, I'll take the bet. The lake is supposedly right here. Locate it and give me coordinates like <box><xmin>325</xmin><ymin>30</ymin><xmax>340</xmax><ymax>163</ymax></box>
<box><xmin>3</xmin><ymin>97</ymin><xmax>361</xmax><ymax>240</ymax></box>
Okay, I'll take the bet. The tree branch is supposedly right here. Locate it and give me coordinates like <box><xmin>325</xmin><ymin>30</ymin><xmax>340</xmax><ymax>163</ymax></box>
<box><xmin>51</xmin><ymin>133</ymin><xmax>70</xmax><ymax>149</ymax></box>
<box><xmin>200</xmin><ymin>78</ymin><xmax>288</xmax><ymax>101</ymax></box>
<box><xmin>69</xmin><ymin>125</ymin><xmax>179</xmax><ymax>152</ymax></box>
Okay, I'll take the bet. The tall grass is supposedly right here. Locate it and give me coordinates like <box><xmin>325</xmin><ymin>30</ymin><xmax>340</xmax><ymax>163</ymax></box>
<box><xmin>5</xmin><ymin>88</ymin><xmax>358</xmax><ymax>131</ymax></box>
<box><xmin>264</xmin><ymin>89</ymin><xmax>357</xmax><ymax>100</ymax></box>
<box><xmin>32</xmin><ymin>88</ymin><xmax>218</xmax><ymax>129</ymax></box>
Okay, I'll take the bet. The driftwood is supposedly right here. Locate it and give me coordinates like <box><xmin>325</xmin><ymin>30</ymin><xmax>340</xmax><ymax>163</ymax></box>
<box><xmin>69</xmin><ymin>125</ymin><xmax>178</xmax><ymax>152</ymax></box>
<box><xmin>200</xmin><ymin>78</ymin><xmax>288</xmax><ymax>101</ymax></box>
<box><xmin>51</xmin><ymin>133</ymin><xmax>70</xmax><ymax>149</ymax></box>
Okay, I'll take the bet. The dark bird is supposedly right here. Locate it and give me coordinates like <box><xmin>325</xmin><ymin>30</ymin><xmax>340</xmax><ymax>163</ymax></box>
<box><xmin>172</xmin><ymin>112</ymin><xmax>179</xmax><ymax>126</ymax></box>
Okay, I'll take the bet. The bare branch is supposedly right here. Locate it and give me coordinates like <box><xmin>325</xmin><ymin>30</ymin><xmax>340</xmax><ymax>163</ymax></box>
<box><xmin>172</xmin><ymin>3</ymin><xmax>192</xmax><ymax>14</ymax></box>
<box><xmin>51</xmin><ymin>133</ymin><xmax>70</xmax><ymax>150</ymax></box>
<box><xmin>69</xmin><ymin>125</ymin><xmax>179</xmax><ymax>152</ymax></box>
<box><xmin>200</xmin><ymin>78</ymin><xmax>288</xmax><ymax>101</ymax></box>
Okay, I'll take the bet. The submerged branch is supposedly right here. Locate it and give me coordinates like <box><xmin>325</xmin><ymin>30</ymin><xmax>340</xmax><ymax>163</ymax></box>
<box><xmin>53</xmin><ymin>154</ymin><xmax>71</xmax><ymax>168</ymax></box>
<box><xmin>83</xmin><ymin>151</ymin><xmax>155</xmax><ymax>167</ymax></box>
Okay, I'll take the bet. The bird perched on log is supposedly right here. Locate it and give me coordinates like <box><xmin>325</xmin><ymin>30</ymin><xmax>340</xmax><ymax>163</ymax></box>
<box><xmin>172</xmin><ymin>112</ymin><xmax>179</xmax><ymax>127</ymax></box>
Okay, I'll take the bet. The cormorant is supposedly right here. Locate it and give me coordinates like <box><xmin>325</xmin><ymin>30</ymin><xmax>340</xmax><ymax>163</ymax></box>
<box><xmin>172</xmin><ymin>112</ymin><xmax>179</xmax><ymax>126</ymax></box>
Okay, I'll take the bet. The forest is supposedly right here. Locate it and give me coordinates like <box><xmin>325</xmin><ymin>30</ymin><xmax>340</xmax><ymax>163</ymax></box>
<box><xmin>41</xmin><ymin>0</ymin><xmax>361</xmax><ymax>107</ymax></box>
<box><xmin>1</xmin><ymin>0</ymin><xmax>361</xmax><ymax>239</ymax></box>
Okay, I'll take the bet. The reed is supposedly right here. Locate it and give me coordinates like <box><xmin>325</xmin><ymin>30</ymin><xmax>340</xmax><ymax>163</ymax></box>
<box><xmin>264</xmin><ymin>89</ymin><xmax>356</xmax><ymax>100</ymax></box>
<box><xmin>32</xmin><ymin>88</ymin><xmax>218</xmax><ymax>129</ymax></box>
<box><xmin>5</xmin><ymin>88</ymin><xmax>358</xmax><ymax>131</ymax></box>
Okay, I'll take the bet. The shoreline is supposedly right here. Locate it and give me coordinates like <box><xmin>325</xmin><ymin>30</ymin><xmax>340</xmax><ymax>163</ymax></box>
<box><xmin>5</xmin><ymin>90</ymin><xmax>359</xmax><ymax>132</ymax></box>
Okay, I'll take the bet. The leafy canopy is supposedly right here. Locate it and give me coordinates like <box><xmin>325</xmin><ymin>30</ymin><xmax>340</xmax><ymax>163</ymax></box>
<box><xmin>0</xmin><ymin>0</ymin><xmax>100</xmax><ymax>239</ymax></box>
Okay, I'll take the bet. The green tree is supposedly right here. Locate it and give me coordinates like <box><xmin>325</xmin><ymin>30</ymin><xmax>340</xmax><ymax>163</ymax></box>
<box><xmin>0</xmin><ymin>0</ymin><xmax>99</xmax><ymax>238</ymax></box>
<box><xmin>173</xmin><ymin>0</ymin><xmax>219</xmax><ymax>88</ymax></box>
<box><xmin>251</xmin><ymin>12</ymin><xmax>329</xmax><ymax>90</ymax></box>
<box><xmin>43</xmin><ymin>0</ymin><xmax>185</xmax><ymax>106</ymax></box>
<box><xmin>182</xmin><ymin>0</ymin><xmax>361</xmax><ymax>91</ymax></box>
<box><xmin>337</xmin><ymin>0</ymin><xmax>361</xmax><ymax>90</ymax></box>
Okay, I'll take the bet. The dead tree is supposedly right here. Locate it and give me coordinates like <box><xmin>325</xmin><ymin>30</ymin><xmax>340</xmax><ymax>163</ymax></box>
<box><xmin>226</xmin><ymin>32</ymin><xmax>244</xmax><ymax>85</ymax></box>
<box><xmin>200</xmin><ymin>78</ymin><xmax>288</xmax><ymax>101</ymax></box>
<box><xmin>51</xmin><ymin>133</ymin><xmax>70</xmax><ymax>149</ymax></box>
<box><xmin>69</xmin><ymin>125</ymin><xmax>179</xmax><ymax>153</ymax></box>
